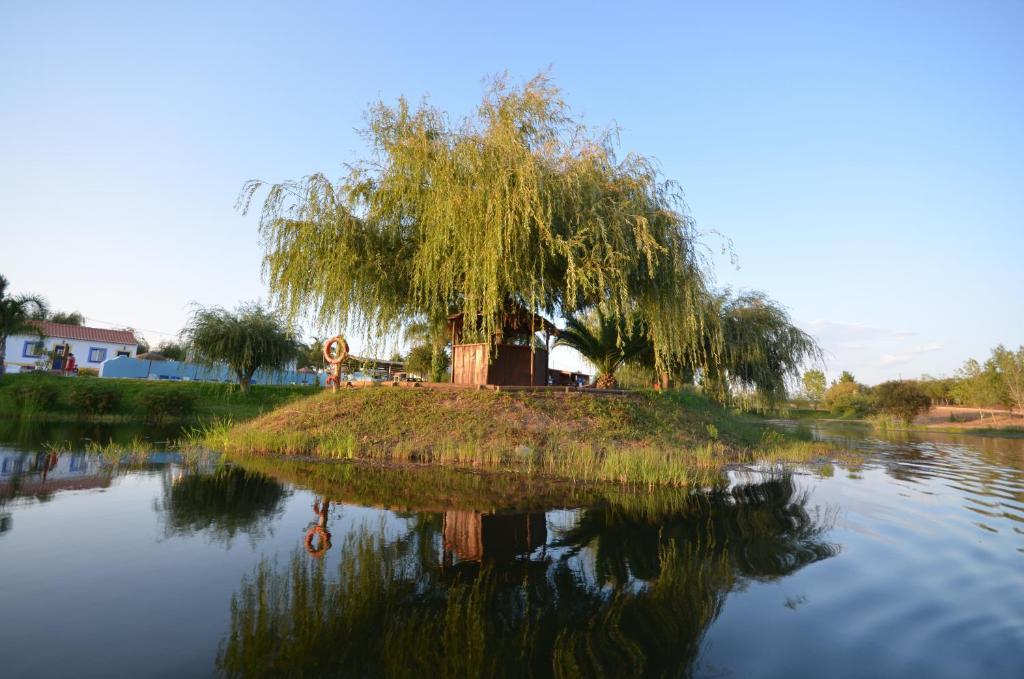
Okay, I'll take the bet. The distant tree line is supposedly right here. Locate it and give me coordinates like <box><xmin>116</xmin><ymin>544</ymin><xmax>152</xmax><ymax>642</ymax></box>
<box><xmin>798</xmin><ymin>344</ymin><xmax>1024</xmax><ymax>423</ymax></box>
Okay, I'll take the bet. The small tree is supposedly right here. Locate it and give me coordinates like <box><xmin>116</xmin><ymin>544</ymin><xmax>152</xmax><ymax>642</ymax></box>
<box><xmin>823</xmin><ymin>380</ymin><xmax>874</xmax><ymax>418</ymax></box>
<box><xmin>185</xmin><ymin>302</ymin><xmax>297</xmax><ymax>393</ymax></box>
<box><xmin>991</xmin><ymin>345</ymin><xmax>1024</xmax><ymax>414</ymax></box>
<box><xmin>49</xmin><ymin>310</ymin><xmax>85</xmax><ymax>325</ymax></box>
<box><xmin>873</xmin><ymin>380</ymin><xmax>931</xmax><ymax>425</ymax></box>
<box><xmin>802</xmin><ymin>369</ymin><xmax>826</xmax><ymax>405</ymax></box>
<box><xmin>156</xmin><ymin>340</ymin><xmax>188</xmax><ymax>361</ymax></box>
<box><xmin>0</xmin><ymin>274</ymin><xmax>48</xmax><ymax>380</ymax></box>
<box><xmin>405</xmin><ymin>344</ymin><xmax>434</xmax><ymax>378</ymax></box>
<box><xmin>838</xmin><ymin>371</ymin><xmax>856</xmax><ymax>384</ymax></box>
<box><xmin>295</xmin><ymin>337</ymin><xmax>325</xmax><ymax>371</ymax></box>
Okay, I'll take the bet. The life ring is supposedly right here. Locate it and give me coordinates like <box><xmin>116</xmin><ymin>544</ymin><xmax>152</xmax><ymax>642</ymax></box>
<box><xmin>304</xmin><ymin>525</ymin><xmax>332</xmax><ymax>558</ymax></box>
<box><xmin>323</xmin><ymin>336</ymin><xmax>349</xmax><ymax>365</ymax></box>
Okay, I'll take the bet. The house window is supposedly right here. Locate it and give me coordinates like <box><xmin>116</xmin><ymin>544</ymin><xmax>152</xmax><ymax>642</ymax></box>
<box><xmin>88</xmin><ymin>347</ymin><xmax>108</xmax><ymax>363</ymax></box>
<box><xmin>115</xmin><ymin>350</ymin><xmax>131</xmax><ymax>358</ymax></box>
<box><xmin>22</xmin><ymin>340</ymin><xmax>44</xmax><ymax>358</ymax></box>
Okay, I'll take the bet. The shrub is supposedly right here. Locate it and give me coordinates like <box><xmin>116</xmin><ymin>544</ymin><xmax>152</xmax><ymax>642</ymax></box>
<box><xmin>873</xmin><ymin>380</ymin><xmax>930</xmax><ymax>425</ymax></box>
<box><xmin>824</xmin><ymin>381</ymin><xmax>875</xmax><ymax>418</ymax></box>
<box><xmin>67</xmin><ymin>380</ymin><xmax>122</xmax><ymax>415</ymax></box>
<box><xmin>10</xmin><ymin>378</ymin><xmax>60</xmax><ymax>411</ymax></box>
<box><xmin>77</xmin><ymin>368</ymin><xmax>99</xmax><ymax>377</ymax></box>
<box><xmin>137</xmin><ymin>386</ymin><xmax>197</xmax><ymax>421</ymax></box>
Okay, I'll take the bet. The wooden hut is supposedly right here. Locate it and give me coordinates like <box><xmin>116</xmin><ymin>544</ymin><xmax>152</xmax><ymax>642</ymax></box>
<box><xmin>448</xmin><ymin>307</ymin><xmax>558</xmax><ymax>387</ymax></box>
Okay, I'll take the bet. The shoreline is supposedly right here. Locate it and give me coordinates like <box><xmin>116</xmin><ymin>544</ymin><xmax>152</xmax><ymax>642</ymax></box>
<box><xmin>195</xmin><ymin>387</ymin><xmax>848</xmax><ymax>488</ymax></box>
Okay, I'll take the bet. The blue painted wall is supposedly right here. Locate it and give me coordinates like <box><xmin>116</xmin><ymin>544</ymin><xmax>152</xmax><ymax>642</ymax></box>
<box><xmin>100</xmin><ymin>356</ymin><xmax>318</xmax><ymax>386</ymax></box>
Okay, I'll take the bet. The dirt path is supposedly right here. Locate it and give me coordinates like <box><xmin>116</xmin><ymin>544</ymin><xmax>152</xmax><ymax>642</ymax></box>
<box><xmin>914</xmin><ymin>405</ymin><xmax>1023</xmax><ymax>430</ymax></box>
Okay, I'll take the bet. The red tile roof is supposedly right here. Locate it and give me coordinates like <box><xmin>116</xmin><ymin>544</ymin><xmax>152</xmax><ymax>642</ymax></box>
<box><xmin>29</xmin><ymin>320</ymin><xmax>139</xmax><ymax>346</ymax></box>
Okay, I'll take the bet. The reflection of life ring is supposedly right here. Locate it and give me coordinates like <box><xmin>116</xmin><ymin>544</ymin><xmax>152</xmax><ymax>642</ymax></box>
<box><xmin>323</xmin><ymin>336</ymin><xmax>349</xmax><ymax>365</ymax></box>
<box><xmin>304</xmin><ymin>525</ymin><xmax>332</xmax><ymax>558</ymax></box>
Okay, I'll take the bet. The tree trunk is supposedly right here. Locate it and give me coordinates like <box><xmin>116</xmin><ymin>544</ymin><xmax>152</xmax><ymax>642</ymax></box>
<box><xmin>596</xmin><ymin>373</ymin><xmax>618</xmax><ymax>389</ymax></box>
<box><xmin>0</xmin><ymin>339</ymin><xmax>6</xmax><ymax>379</ymax></box>
<box><xmin>238</xmin><ymin>372</ymin><xmax>252</xmax><ymax>394</ymax></box>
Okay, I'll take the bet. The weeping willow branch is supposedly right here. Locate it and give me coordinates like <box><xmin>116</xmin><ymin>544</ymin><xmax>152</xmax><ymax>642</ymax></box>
<box><xmin>240</xmin><ymin>73</ymin><xmax>716</xmax><ymax>374</ymax></box>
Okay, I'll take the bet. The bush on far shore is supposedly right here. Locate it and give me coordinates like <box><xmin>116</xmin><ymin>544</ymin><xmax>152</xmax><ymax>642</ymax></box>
<box><xmin>823</xmin><ymin>381</ymin><xmax>874</xmax><ymax>418</ymax></box>
<box><xmin>872</xmin><ymin>380</ymin><xmax>931</xmax><ymax>425</ymax></box>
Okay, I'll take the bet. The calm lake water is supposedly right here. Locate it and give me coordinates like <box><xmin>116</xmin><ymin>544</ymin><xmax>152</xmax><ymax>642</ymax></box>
<box><xmin>0</xmin><ymin>420</ymin><xmax>1021</xmax><ymax>678</ymax></box>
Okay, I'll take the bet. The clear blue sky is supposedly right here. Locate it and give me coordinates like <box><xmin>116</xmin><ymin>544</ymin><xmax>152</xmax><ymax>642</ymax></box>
<box><xmin>2</xmin><ymin>1</ymin><xmax>1021</xmax><ymax>383</ymax></box>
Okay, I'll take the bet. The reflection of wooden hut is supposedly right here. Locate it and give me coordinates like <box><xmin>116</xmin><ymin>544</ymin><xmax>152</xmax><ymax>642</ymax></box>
<box><xmin>448</xmin><ymin>308</ymin><xmax>558</xmax><ymax>387</ymax></box>
<box><xmin>442</xmin><ymin>511</ymin><xmax>547</xmax><ymax>562</ymax></box>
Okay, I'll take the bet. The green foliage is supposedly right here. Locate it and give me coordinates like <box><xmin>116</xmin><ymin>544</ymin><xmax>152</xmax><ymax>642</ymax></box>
<box><xmin>917</xmin><ymin>375</ymin><xmax>956</xmax><ymax>405</ymax></box>
<box><xmin>47</xmin><ymin>310</ymin><xmax>85</xmax><ymax>325</ymax></box>
<box><xmin>214</xmin><ymin>475</ymin><xmax>835</xmax><ymax>678</ymax></box>
<box><xmin>405</xmin><ymin>343</ymin><xmax>434</xmax><ymax>377</ymax></box>
<box><xmin>137</xmin><ymin>386</ymin><xmax>198</xmax><ymax>421</ymax></box>
<box><xmin>823</xmin><ymin>380</ymin><xmax>874</xmax><ymax>418</ymax></box>
<box><xmin>209</xmin><ymin>387</ymin><xmax>839</xmax><ymax>486</ymax></box>
<box><xmin>155</xmin><ymin>340</ymin><xmax>188</xmax><ymax>361</ymax></box>
<box><xmin>555</xmin><ymin>312</ymin><xmax>650</xmax><ymax>388</ymax></box>
<box><xmin>293</xmin><ymin>336</ymin><xmax>324</xmax><ymax>371</ymax></box>
<box><xmin>802</xmin><ymin>369</ymin><xmax>826</xmax><ymax>403</ymax></box>
<box><xmin>0</xmin><ymin>373</ymin><xmax>317</xmax><ymax>422</ymax></box>
<box><xmin>0</xmin><ymin>273</ymin><xmax>48</xmax><ymax>379</ymax></box>
<box><xmin>67</xmin><ymin>380</ymin><xmax>122</xmax><ymax>415</ymax></box>
<box><xmin>951</xmin><ymin>357</ymin><xmax>1009</xmax><ymax>409</ymax></box>
<box><xmin>10</xmin><ymin>376</ymin><xmax>60</xmax><ymax>411</ymax></box>
<box><xmin>872</xmin><ymin>380</ymin><xmax>930</xmax><ymax>424</ymax></box>
<box><xmin>185</xmin><ymin>302</ymin><xmax>298</xmax><ymax>392</ymax></box>
<box><xmin>990</xmin><ymin>345</ymin><xmax>1024</xmax><ymax>412</ymax></box>
<box><xmin>696</xmin><ymin>291</ymin><xmax>821</xmax><ymax>410</ymax></box>
<box><xmin>76</xmin><ymin>367</ymin><xmax>99</xmax><ymax>377</ymax></box>
<box><xmin>838</xmin><ymin>371</ymin><xmax>855</xmax><ymax>384</ymax></box>
<box><xmin>241</xmin><ymin>73</ymin><xmax>712</xmax><ymax>375</ymax></box>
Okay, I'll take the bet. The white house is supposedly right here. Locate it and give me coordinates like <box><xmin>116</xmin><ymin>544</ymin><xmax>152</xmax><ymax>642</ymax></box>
<box><xmin>3</xmin><ymin>321</ymin><xmax>139</xmax><ymax>374</ymax></box>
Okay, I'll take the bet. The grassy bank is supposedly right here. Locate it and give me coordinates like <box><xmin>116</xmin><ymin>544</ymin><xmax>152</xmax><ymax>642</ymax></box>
<box><xmin>199</xmin><ymin>387</ymin><xmax>840</xmax><ymax>487</ymax></box>
<box><xmin>0</xmin><ymin>373</ymin><xmax>318</xmax><ymax>423</ymax></box>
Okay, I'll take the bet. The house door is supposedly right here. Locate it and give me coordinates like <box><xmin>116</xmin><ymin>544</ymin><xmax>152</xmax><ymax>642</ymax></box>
<box><xmin>52</xmin><ymin>343</ymin><xmax>67</xmax><ymax>370</ymax></box>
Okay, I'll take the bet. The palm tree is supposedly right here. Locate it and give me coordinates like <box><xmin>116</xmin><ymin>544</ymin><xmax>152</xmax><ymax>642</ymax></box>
<box><xmin>555</xmin><ymin>313</ymin><xmax>651</xmax><ymax>389</ymax></box>
<box><xmin>0</xmin><ymin>274</ymin><xmax>48</xmax><ymax>380</ymax></box>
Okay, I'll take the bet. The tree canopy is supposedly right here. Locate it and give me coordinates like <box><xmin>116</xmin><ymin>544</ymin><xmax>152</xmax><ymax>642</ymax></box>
<box><xmin>241</xmin><ymin>73</ymin><xmax>711</xmax><ymax>374</ymax></box>
<box><xmin>184</xmin><ymin>302</ymin><xmax>298</xmax><ymax>392</ymax></box>
<box><xmin>0</xmin><ymin>274</ymin><xmax>48</xmax><ymax>379</ymax></box>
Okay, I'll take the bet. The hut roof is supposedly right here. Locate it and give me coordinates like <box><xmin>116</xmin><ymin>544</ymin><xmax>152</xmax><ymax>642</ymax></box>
<box><xmin>448</xmin><ymin>306</ymin><xmax>558</xmax><ymax>343</ymax></box>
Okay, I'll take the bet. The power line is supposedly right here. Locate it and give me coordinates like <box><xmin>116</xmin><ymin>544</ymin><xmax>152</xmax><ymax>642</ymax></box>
<box><xmin>83</xmin><ymin>317</ymin><xmax>180</xmax><ymax>338</ymax></box>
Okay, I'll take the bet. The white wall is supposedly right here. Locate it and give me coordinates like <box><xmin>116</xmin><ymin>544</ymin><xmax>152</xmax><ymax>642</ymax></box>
<box><xmin>2</xmin><ymin>333</ymin><xmax>138</xmax><ymax>373</ymax></box>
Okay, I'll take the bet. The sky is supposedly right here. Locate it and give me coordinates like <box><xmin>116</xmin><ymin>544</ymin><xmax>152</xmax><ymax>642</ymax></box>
<box><xmin>1</xmin><ymin>0</ymin><xmax>1021</xmax><ymax>384</ymax></box>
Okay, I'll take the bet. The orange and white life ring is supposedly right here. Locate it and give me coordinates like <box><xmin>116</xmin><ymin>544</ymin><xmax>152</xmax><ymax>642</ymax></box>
<box><xmin>323</xmin><ymin>336</ymin><xmax>349</xmax><ymax>365</ymax></box>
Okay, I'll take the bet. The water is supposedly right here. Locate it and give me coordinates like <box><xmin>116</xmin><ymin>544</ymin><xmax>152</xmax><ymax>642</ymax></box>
<box><xmin>0</xmin><ymin>422</ymin><xmax>1021</xmax><ymax>678</ymax></box>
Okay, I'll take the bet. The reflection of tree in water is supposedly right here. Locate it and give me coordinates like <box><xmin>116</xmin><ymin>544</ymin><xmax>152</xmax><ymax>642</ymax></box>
<box><xmin>557</xmin><ymin>474</ymin><xmax>838</xmax><ymax>586</ymax></box>
<box><xmin>157</xmin><ymin>466</ymin><xmax>289</xmax><ymax>543</ymax></box>
<box><xmin>216</xmin><ymin>474</ymin><xmax>837</xmax><ymax>677</ymax></box>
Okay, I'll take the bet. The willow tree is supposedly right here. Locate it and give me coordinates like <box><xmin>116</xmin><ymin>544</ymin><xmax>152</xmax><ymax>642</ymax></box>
<box><xmin>184</xmin><ymin>302</ymin><xmax>298</xmax><ymax>393</ymax></box>
<box><xmin>240</xmin><ymin>74</ymin><xmax>713</xmax><ymax>375</ymax></box>
<box><xmin>701</xmin><ymin>291</ymin><xmax>821</xmax><ymax>409</ymax></box>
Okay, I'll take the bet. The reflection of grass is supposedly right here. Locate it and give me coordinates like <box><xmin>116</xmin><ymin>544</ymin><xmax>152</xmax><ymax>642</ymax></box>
<box><xmin>217</xmin><ymin>473</ymin><xmax>837</xmax><ymax>677</ymax></box>
<box><xmin>218</xmin><ymin>529</ymin><xmax>732</xmax><ymax>678</ymax></box>
<box><xmin>202</xmin><ymin>389</ymin><xmax>847</xmax><ymax>487</ymax></box>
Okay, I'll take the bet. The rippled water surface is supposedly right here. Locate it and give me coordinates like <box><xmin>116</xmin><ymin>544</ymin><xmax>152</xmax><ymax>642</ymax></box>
<box><xmin>0</xmin><ymin>421</ymin><xmax>1021</xmax><ymax>678</ymax></box>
